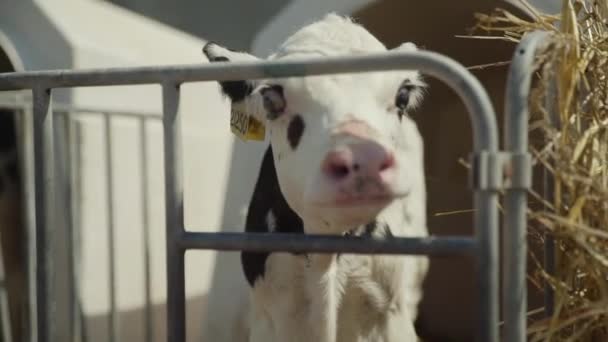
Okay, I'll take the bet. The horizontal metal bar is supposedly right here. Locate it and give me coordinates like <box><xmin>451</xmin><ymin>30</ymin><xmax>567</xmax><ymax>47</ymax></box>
<box><xmin>0</xmin><ymin>51</ymin><xmax>474</xmax><ymax>92</ymax></box>
<box><xmin>0</xmin><ymin>50</ymin><xmax>497</xmax><ymax>153</ymax></box>
<box><xmin>0</xmin><ymin>92</ymin><xmax>161</xmax><ymax>118</ymax></box>
<box><xmin>0</xmin><ymin>102</ymin><xmax>161</xmax><ymax>119</ymax></box>
<box><xmin>0</xmin><ymin>52</ymin><xmax>441</xmax><ymax>89</ymax></box>
<box><xmin>178</xmin><ymin>232</ymin><xmax>476</xmax><ymax>256</ymax></box>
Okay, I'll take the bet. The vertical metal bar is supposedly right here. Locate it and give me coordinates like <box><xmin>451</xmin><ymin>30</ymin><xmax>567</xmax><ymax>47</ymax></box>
<box><xmin>53</xmin><ymin>111</ymin><xmax>74</xmax><ymax>342</ymax></box>
<box><xmin>475</xmin><ymin>191</ymin><xmax>499</xmax><ymax>342</ymax></box>
<box><xmin>69</xmin><ymin>119</ymin><xmax>85</xmax><ymax>342</ymax></box>
<box><xmin>451</xmin><ymin>63</ymin><xmax>500</xmax><ymax>342</ymax></box>
<box><xmin>504</xmin><ymin>31</ymin><xmax>550</xmax><ymax>342</ymax></box>
<box><xmin>162</xmin><ymin>83</ymin><xmax>185</xmax><ymax>342</ymax></box>
<box><xmin>139</xmin><ymin>118</ymin><xmax>153</xmax><ymax>342</ymax></box>
<box><xmin>16</xmin><ymin>100</ymin><xmax>37</xmax><ymax>342</ymax></box>
<box><xmin>104</xmin><ymin>113</ymin><xmax>119</xmax><ymax>342</ymax></box>
<box><xmin>32</xmin><ymin>87</ymin><xmax>55</xmax><ymax>342</ymax></box>
<box><xmin>59</xmin><ymin>112</ymin><xmax>76</xmax><ymax>342</ymax></box>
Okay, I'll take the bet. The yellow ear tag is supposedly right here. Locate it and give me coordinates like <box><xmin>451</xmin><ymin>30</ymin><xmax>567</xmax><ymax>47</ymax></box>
<box><xmin>230</xmin><ymin>100</ymin><xmax>266</xmax><ymax>141</ymax></box>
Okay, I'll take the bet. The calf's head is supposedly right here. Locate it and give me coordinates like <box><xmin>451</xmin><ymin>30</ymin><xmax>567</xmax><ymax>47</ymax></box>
<box><xmin>204</xmin><ymin>15</ymin><xmax>426</xmax><ymax>233</ymax></box>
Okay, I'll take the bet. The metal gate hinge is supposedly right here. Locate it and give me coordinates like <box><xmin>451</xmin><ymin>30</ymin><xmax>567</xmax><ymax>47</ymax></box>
<box><xmin>469</xmin><ymin>151</ymin><xmax>531</xmax><ymax>191</ymax></box>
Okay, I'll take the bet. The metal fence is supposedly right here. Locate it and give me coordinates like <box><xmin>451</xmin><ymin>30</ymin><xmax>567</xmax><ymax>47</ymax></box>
<box><xmin>0</xmin><ymin>32</ymin><xmax>553</xmax><ymax>342</ymax></box>
<box><xmin>0</xmin><ymin>90</ymin><xmax>162</xmax><ymax>342</ymax></box>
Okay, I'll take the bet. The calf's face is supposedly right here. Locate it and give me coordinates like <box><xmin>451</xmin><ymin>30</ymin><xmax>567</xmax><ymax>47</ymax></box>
<box><xmin>204</xmin><ymin>43</ymin><xmax>426</xmax><ymax>232</ymax></box>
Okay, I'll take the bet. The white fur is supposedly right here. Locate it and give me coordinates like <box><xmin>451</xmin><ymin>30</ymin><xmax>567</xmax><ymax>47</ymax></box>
<box><xmin>203</xmin><ymin>13</ymin><xmax>428</xmax><ymax>342</ymax></box>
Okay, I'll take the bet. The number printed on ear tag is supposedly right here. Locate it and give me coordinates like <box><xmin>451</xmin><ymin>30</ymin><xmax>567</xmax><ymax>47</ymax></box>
<box><xmin>230</xmin><ymin>101</ymin><xmax>266</xmax><ymax>141</ymax></box>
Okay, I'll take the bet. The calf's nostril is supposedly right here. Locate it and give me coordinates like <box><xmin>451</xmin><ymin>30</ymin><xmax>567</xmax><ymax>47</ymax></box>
<box><xmin>330</xmin><ymin>163</ymin><xmax>350</xmax><ymax>179</ymax></box>
<box><xmin>323</xmin><ymin>150</ymin><xmax>353</xmax><ymax>180</ymax></box>
<box><xmin>379</xmin><ymin>153</ymin><xmax>395</xmax><ymax>172</ymax></box>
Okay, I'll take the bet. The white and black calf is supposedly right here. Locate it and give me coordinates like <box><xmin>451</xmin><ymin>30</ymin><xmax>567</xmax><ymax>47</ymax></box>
<box><xmin>203</xmin><ymin>14</ymin><xmax>429</xmax><ymax>342</ymax></box>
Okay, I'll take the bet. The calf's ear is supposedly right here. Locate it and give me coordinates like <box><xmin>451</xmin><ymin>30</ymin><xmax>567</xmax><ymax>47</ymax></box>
<box><xmin>389</xmin><ymin>41</ymin><xmax>427</xmax><ymax>111</ymax></box>
<box><xmin>203</xmin><ymin>42</ymin><xmax>261</xmax><ymax>102</ymax></box>
<box><xmin>202</xmin><ymin>42</ymin><xmax>267</xmax><ymax>122</ymax></box>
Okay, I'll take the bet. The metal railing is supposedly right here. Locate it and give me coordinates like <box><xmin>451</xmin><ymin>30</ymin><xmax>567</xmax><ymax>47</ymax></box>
<box><xmin>0</xmin><ymin>91</ymin><xmax>162</xmax><ymax>342</ymax></box>
<box><xmin>0</xmin><ymin>46</ymin><xmax>545</xmax><ymax>341</ymax></box>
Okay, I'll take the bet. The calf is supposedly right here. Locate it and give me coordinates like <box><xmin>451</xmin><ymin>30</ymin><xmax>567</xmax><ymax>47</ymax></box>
<box><xmin>203</xmin><ymin>13</ymin><xmax>428</xmax><ymax>342</ymax></box>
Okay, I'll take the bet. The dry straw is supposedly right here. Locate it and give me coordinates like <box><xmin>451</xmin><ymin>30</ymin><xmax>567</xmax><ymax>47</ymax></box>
<box><xmin>470</xmin><ymin>0</ymin><xmax>608</xmax><ymax>340</ymax></box>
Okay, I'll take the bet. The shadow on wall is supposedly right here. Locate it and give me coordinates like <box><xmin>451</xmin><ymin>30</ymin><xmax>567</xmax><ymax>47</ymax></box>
<box><xmin>84</xmin><ymin>295</ymin><xmax>206</xmax><ymax>342</ymax></box>
<box><xmin>355</xmin><ymin>1</ymin><xmax>544</xmax><ymax>341</ymax></box>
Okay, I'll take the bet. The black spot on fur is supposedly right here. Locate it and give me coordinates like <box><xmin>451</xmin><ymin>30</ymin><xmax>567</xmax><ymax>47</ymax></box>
<box><xmin>287</xmin><ymin>115</ymin><xmax>305</xmax><ymax>149</ymax></box>
<box><xmin>215</xmin><ymin>76</ymin><xmax>253</xmax><ymax>103</ymax></box>
<box><xmin>364</xmin><ymin>221</ymin><xmax>378</xmax><ymax>235</ymax></box>
<box><xmin>241</xmin><ymin>146</ymin><xmax>304</xmax><ymax>287</ymax></box>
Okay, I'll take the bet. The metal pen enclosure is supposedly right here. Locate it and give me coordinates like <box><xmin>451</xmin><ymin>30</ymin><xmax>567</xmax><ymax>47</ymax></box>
<box><xmin>0</xmin><ymin>43</ymin><xmax>545</xmax><ymax>342</ymax></box>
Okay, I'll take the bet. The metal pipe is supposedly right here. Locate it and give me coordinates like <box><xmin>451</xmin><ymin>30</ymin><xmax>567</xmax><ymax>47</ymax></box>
<box><xmin>103</xmin><ymin>114</ymin><xmax>119</xmax><ymax>342</ymax></box>
<box><xmin>69</xmin><ymin>119</ymin><xmax>85</xmax><ymax>342</ymax></box>
<box><xmin>32</xmin><ymin>87</ymin><xmax>54</xmax><ymax>342</ymax></box>
<box><xmin>0</xmin><ymin>52</ymin><xmax>503</xmax><ymax>151</ymax></box>
<box><xmin>504</xmin><ymin>30</ymin><xmax>551</xmax><ymax>342</ymax></box>
<box><xmin>139</xmin><ymin>118</ymin><xmax>153</xmax><ymax>342</ymax></box>
<box><xmin>17</xmin><ymin>101</ymin><xmax>39</xmax><ymax>342</ymax></box>
<box><xmin>474</xmin><ymin>191</ymin><xmax>500</xmax><ymax>342</ymax></box>
<box><xmin>179</xmin><ymin>232</ymin><xmax>476</xmax><ymax>256</ymax></box>
<box><xmin>53</xmin><ymin>112</ymin><xmax>74</xmax><ymax>341</ymax></box>
<box><xmin>162</xmin><ymin>83</ymin><xmax>185</xmax><ymax>342</ymax></box>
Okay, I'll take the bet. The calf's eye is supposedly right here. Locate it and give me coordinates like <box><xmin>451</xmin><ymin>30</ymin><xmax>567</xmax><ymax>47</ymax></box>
<box><xmin>394</xmin><ymin>81</ymin><xmax>417</xmax><ymax>120</ymax></box>
<box><xmin>395</xmin><ymin>82</ymin><xmax>414</xmax><ymax>110</ymax></box>
<box><xmin>261</xmin><ymin>85</ymin><xmax>286</xmax><ymax>120</ymax></box>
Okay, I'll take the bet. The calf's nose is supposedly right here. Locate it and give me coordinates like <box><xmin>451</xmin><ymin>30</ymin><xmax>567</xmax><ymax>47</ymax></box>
<box><xmin>322</xmin><ymin>142</ymin><xmax>395</xmax><ymax>183</ymax></box>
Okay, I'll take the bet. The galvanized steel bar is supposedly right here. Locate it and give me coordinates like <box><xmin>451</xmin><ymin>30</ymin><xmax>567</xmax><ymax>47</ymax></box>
<box><xmin>18</xmin><ymin>102</ymin><xmax>39</xmax><ymax>342</ymax></box>
<box><xmin>474</xmin><ymin>193</ymin><xmax>499</xmax><ymax>342</ymax></box>
<box><xmin>52</xmin><ymin>112</ymin><xmax>75</xmax><ymax>341</ymax></box>
<box><xmin>162</xmin><ymin>83</ymin><xmax>185</xmax><ymax>342</ymax></box>
<box><xmin>180</xmin><ymin>232</ymin><xmax>476</xmax><ymax>256</ymax></box>
<box><xmin>32</xmin><ymin>87</ymin><xmax>54</xmax><ymax>342</ymax></box>
<box><xmin>68</xmin><ymin>118</ymin><xmax>85</xmax><ymax>342</ymax></box>
<box><xmin>103</xmin><ymin>114</ymin><xmax>119</xmax><ymax>342</ymax></box>
<box><xmin>504</xmin><ymin>30</ymin><xmax>551</xmax><ymax>342</ymax></box>
<box><xmin>139</xmin><ymin>118</ymin><xmax>153</xmax><ymax>342</ymax></box>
